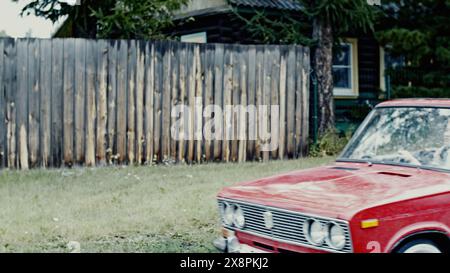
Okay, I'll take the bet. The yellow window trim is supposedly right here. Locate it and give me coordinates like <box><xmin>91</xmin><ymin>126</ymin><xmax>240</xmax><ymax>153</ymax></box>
<box><xmin>334</xmin><ymin>38</ymin><xmax>359</xmax><ymax>99</ymax></box>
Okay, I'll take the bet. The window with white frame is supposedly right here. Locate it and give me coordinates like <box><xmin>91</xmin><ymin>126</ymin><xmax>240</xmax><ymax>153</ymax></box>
<box><xmin>180</xmin><ymin>32</ymin><xmax>207</xmax><ymax>43</ymax></box>
<box><xmin>333</xmin><ymin>39</ymin><xmax>359</xmax><ymax>97</ymax></box>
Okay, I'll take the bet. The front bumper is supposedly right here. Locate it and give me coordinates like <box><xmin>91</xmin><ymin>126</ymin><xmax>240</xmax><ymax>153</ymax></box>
<box><xmin>213</xmin><ymin>228</ymin><xmax>333</xmax><ymax>253</ymax></box>
<box><xmin>214</xmin><ymin>236</ymin><xmax>269</xmax><ymax>253</ymax></box>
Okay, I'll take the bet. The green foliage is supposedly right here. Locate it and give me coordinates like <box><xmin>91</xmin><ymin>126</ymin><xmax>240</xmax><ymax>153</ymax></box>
<box><xmin>12</xmin><ymin>0</ymin><xmax>187</xmax><ymax>39</ymax></box>
<box><xmin>377</xmin><ymin>28</ymin><xmax>431</xmax><ymax>65</ymax></box>
<box><xmin>387</xmin><ymin>67</ymin><xmax>450</xmax><ymax>89</ymax></box>
<box><xmin>234</xmin><ymin>0</ymin><xmax>376</xmax><ymax>46</ymax></box>
<box><xmin>13</xmin><ymin>0</ymin><xmax>76</xmax><ymax>22</ymax></box>
<box><xmin>309</xmin><ymin>129</ymin><xmax>353</xmax><ymax>157</ymax></box>
<box><xmin>392</xmin><ymin>86</ymin><xmax>450</xmax><ymax>99</ymax></box>
<box><xmin>377</xmin><ymin>0</ymin><xmax>450</xmax><ymax>97</ymax></box>
<box><xmin>232</xmin><ymin>9</ymin><xmax>313</xmax><ymax>45</ymax></box>
<box><xmin>91</xmin><ymin>0</ymin><xmax>188</xmax><ymax>39</ymax></box>
<box><xmin>376</xmin><ymin>0</ymin><xmax>450</xmax><ymax>67</ymax></box>
<box><xmin>300</xmin><ymin>0</ymin><xmax>376</xmax><ymax>36</ymax></box>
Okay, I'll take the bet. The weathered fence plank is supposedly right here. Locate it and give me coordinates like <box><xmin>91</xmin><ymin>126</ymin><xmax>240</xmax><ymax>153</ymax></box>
<box><xmin>203</xmin><ymin>44</ymin><xmax>214</xmax><ymax>161</ymax></box>
<box><xmin>246</xmin><ymin>45</ymin><xmax>256</xmax><ymax>161</ymax></box>
<box><xmin>286</xmin><ymin>47</ymin><xmax>297</xmax><ymax>158</ymax></box>
<box><xmin>231</xmin><ymin>45</ymin><xmax>240</xmax><ymax>162</ymax></box>
<box><xmin>136</xmin><ymin>41</ymin><xmax>145</xmax><ymax>164</ymax></box>
<box><xmin>5</xmin><ymin>39</ymin><xmax>17</xmax><ymax>168</ymax></box>
<box><xmin>300</xmin><ymin>47</ymin><xmax>310</xmax><ymax>156</ymax></box>
<box><xmin>63</xmin><ymin>39</ymin><xmax>75</xmax><ymax>166</ymax></box>
<box><xmin>0</xmin><ymin>38</ymin><xmax>310</xmax><ymax>169</ymax></box>
<box><xmin>0</xmin><ymin>40</ymin><xmax>5</xmax><ymax>168</ymax></box>
<box><xmin>278</xmin><ymin>46</ymin><xmax>288</xmax><ymax>160</ymax></box>
<box><xmin>177</xmin><ymin>43</ymin><xmax>187</xmax><ymax>163</ymax></box>
<box><xmin>270</xmin><ymin>46</ymin><xmax>281</xmax><ymax>159</ymax></box>
<box><xmin>51</xmin><ymin>39</ymin><xmax>64</xmax><ymax>167</ymax></box>
<box><xmin>186</xmin><ymin>43</ymin><xmax>195</xmax><ymax>163</ymax></box>
<box><xmin>170</xmin><ymin>42</ymin><xmax>180</xmax><ymax>161</ymax></box>
<box><xmin>96</xmin><ymin>40</ymin><xmax>108</xmax><ymax>165</ymax></box>
<box><xmin>28</xmin><ymin>39</ymin><xmax>40</xmax><ymax>168</ymax></box>
<box><xmin>213</xmin><ymin>44</ymin><xmax>224</xmax><ymax>161</ymax></box>
<box><xmin>127</xmin><ymin>40</ymin><xmax>137</xmax><ymax>164</ymax></box>
<box><xmin>222</xmin><ymin>45</ymin><xmax>233</xmax><ymax>162</ymax></box>
<box><xmin>116</xmin><ymin>40</ymin><xmax>128</xmax><ymax>164</ymax></box>
<box><xmin>107</xmin><ymin>40</ymin><xmax>118</xmax><ymax>164</ymax></box>
<box><xmin>254</xmin><ymin>45</ymin><xmax>264</xmax><ymax>161</ymax></box>
<box><xmin>262</xmin><ymin>46</ymin><xmax>272</xmax><ymax>162</ymax></box>
<box><xmin>161</xmin><ymin>42</ymin><xmax>172</xmax><ymax>161</ymax></box>
<box><xmin>238</xmin><ymin>46</ymin><xmax>248</xmax><ymax>163</ymax></box>
<box><xmin>194</xmin><ymin>44</ymin><xmax>203</xmax><ymax>163</ymax></box>
<box><xmin>144</xmin><ymin>42</ymin><xmax>155</xmax><ymax>164</ymax></box>
<box><xmin>16</xmin><ymin>39</ymin><xmax>29</xmax><ymax>170</ymax></box>
<box><xmin>40</xmin><ymin>39</ymin><xmax>52</xmax><ymax>167</ymax></box>
<box><xmin>153</xmin><ymin>41</ymin><xmax>162</xmax><ymax>162</ymax></box>
<box><xmin>85</xmin><ymin>40</ymin><xmax>97</xmax><ymax>167</ymax></box>
<box><xmin>295</xmin><ymin>47</ymin><xmax>304</xmax><ymax>157</ymax></box>
<box><xmin>74</xmin><ymin>39</ymin><xmax>86</xmax><ymax>165</ymax></box>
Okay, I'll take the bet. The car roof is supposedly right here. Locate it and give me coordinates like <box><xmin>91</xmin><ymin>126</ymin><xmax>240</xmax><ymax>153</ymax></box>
<box><xmin>376</xmin><ymin>98</ymin><xmax>450</xmax><ymax>108</ymax></box>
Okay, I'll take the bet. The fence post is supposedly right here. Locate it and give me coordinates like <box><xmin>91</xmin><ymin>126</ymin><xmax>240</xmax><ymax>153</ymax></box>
<box><xmin>311</xmin><ymin>73</ymin><xmax>319</xmax><ymax>144</ymax></box>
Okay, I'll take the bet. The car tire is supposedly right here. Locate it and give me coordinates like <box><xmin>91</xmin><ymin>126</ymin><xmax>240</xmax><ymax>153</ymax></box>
<box><xmin>396</xmin><ymin>239</ymin><xmax>443</xmax><ymax>253</ymax></box>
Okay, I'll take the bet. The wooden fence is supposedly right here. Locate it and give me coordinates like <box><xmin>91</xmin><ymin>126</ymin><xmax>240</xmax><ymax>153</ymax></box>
<box><xmin>0</xmin><ymin>38</ymin><xmax>310</xmax><ymax>169</ymax></box>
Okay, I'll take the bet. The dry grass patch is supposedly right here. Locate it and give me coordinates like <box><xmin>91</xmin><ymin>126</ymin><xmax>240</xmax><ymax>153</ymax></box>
<box><xmin>0</xmin><ymin>157</ymin><xmax>334</xmax><ymax>253</ymax></box>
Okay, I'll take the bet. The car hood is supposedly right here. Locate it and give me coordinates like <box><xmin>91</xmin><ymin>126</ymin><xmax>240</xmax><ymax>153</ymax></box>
<box><xmin>218</xmin><ymin>162</ymin><xmax>450</xmax><ymax>220</ymax></box>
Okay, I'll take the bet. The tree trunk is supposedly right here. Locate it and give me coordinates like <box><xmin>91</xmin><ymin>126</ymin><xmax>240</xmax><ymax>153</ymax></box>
<box><xmin>313</xmin><ymin>16</ymin><xmax>335</xmax><ymax>136</ymax></box>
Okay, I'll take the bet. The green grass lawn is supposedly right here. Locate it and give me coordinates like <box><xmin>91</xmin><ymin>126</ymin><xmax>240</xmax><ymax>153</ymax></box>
<box><xmin>0</xmin><ymin>157</ymin><xmax>334</xmax><ymax>253</ymax></box>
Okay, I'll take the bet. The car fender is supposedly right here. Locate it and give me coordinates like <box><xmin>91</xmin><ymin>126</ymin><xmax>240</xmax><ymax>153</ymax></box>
<box><xmin>384</xmin><ymin>221</ymin><xmax>450</xmax><ymax>252</ymax></box>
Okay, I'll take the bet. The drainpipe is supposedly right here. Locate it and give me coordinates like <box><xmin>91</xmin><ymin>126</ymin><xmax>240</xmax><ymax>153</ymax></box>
<box><xmin>385</xmin><ymin>74</ymin><xmax>392</xmax><ymax>100</ymax></box>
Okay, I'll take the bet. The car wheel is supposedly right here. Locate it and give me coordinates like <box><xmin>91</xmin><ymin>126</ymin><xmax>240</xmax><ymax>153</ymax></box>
<box><xmin>397</xmin><ymin>239</ymin><xmax>442</xmax><ymax>253</ymax></box>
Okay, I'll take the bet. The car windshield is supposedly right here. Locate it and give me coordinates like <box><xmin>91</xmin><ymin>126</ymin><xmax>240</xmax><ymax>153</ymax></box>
<box><xmin>339</xmin><ymin>107</ymin><xmax>450</xmax><ymax>171</ymax></box>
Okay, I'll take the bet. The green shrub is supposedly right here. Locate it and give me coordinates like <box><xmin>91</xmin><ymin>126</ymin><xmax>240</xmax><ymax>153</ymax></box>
<box><xmin>392</xmin><ymin>85</ymin><xmax>450</xmax><ymax>98</ymax></box>
<box><xmin>309</xmin><ymin>129</ymin><xmax>353</xmax><ymax>157</ymax></box>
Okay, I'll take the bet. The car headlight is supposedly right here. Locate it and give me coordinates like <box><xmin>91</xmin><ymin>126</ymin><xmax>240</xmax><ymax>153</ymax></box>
<box><xmin>303</xmin><ymin>219</ymin><xmax>327</xmax><ymax>245</ymax></box>
<box><xmin>327</xmin><ymin>223</ymin><xmax>346</xmax><ymax>250</ymax></box>
<box><xmin>222</xmin><ymin>203</ymin><xmax>234</xmax><ymax>226</ymax></box>
<box><xmin>233</xmin><ymin>205</ymin><xmax>245</xmax><ymax>229</ymax></box>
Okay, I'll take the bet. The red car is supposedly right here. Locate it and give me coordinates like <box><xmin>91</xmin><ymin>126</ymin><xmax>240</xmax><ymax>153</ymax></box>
<box><xmin>214</xmin><ymin>99</ymin><xmax>450</xmax><ymax>253</ymax></box>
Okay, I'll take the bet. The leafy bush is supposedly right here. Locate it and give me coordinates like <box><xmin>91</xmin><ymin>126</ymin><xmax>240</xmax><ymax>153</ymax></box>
<box><xmin>309</xmin><ymin>129</ymin><xmax>353</xmax><ymax>157</ymax></box>
<box><xmin>392</xmin><ymin>85</ymin><xmax>450</xmax><ymax>99</ymax></box>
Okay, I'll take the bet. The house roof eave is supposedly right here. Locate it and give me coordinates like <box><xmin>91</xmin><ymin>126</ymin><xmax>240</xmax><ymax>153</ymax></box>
<box><xmin>174</xmin><ymin>5</ymin><xmax>232</xmax><ymax>20</ymax></box>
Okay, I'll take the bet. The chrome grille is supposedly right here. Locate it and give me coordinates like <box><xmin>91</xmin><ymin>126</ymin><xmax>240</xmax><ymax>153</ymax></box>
<box><xmin>218</xmin><ymin>199</ymin><xmax>353</xmax><ymax>253</ymax></box>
